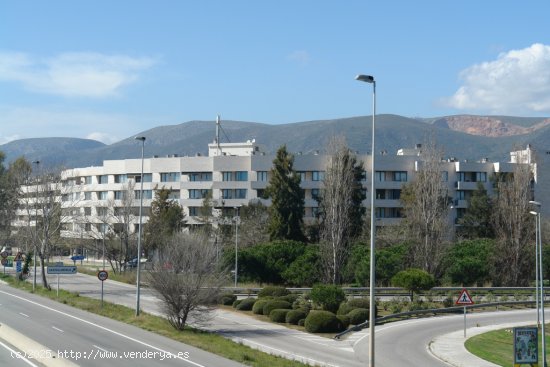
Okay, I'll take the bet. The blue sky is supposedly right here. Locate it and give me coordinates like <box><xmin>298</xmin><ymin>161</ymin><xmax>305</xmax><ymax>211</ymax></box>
<box><xmin>1</xmin><ymin>1</ymin><xmax>549</xmax><ymax>144</ymax></box>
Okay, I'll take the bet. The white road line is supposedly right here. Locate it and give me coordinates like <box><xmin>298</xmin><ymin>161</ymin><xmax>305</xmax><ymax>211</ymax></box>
<box><xmin>92</xmin><ymin>344</ymin><xmax>109</xmax><ymax>353</ymax></box>
<box><xmin>0</xmin><ymin>340</ymin><xmax>40</xmax><ymax>367</ymax></box>
<box><xmin>0</xmin><ymin>289</ymin><xmax>206</xmax><ymax>367</ymax></box>
<box><xmin>18</xmin><ymin>313</ymin><xmax>29</xmax><ymax>318</ymax></box>
<box><xmin>51</xmin><ymin>326</ymin><xmax>64</xmax><ymax>333</ymax></box>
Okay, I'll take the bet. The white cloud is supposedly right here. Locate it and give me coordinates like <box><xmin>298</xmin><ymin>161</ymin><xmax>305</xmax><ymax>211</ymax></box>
<box><xmin>444</xmin><ymin>43</ymin><xmax>550</xmax><ymax>114</ymax></box>
<box><xmin>0</xmin><ymin>51</ymin><xmax>157</xmax><ymax>97</ymax></box>
<box><xmin>86</xmin><ymin>132</ymin><xmax>119</xmax><ymax>144</ymax></box>
<box><xmin>287</xmin><ymin>50</ymin><xmax>311</xmax><ymax>66</ymax></box>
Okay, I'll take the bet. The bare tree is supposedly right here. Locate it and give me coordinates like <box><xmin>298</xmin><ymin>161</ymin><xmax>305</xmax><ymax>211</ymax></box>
<box><xmin>491</xmin><ymin>162</ymin><xmax>535</xmax><ymax>285</ymax></box>
<box><xmin>111</xmin><ymin>181</ymin><xmax>138</xmax><ymax>270</ymax></box>
<box><xmin>319</xmin><ymin>137</ymin><xmax>365</xmax><ymax>284</ymax></box>
<box><xmin>238</xmin><ymin>201</ymin><xmax>270</xmax><ymax>247</ymax></box>
<box><xmin>148</xmin><ymin>231</ymin><xmax>228</xmax><ymax>330</ymax></box>
<box><xmin>401</xmin><ymin>140</ymin><xmax>451</xmax><ymax>275</ymax></box>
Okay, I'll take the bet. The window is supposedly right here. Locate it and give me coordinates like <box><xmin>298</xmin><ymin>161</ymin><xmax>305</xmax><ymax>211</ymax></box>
<box><xmin>235</xmin><ymin>171</ymin><xmax>248</xmax><ymax>181</ymax></box>
<box><xmin>311</xmin><ymin>188</ymin><xmax>320</xmax><ymax>200</ymax></box>
<box><xmin>187</xmin><ymin>172</ymin><xmax>212</xmax><ymax>182</ymax></box>
<box><xmin>389</xmin><ymin>189</ymin><xmax>401</xmax><ymax>200</ymax></box>
<box><xmin>375</xmin><ymin>207</ymin><xmax>402</xmax><ymax>218</ymax></box>
<box><xmin>98</xmin><ymin>175</ymin><xmax>108</xmax><ymax>184</ymax></box>
<box><xmin>297</xmin><ymin>171</ymin><xmax>307</xmax><ymax>182</ymax></box>
<box><xmin>222</xmin><ymin>189</ymin><xmax>233</xmax><ymax>199</ymax></box>
<box><xmin>312</xmin><ymin>171</ymin><xmax>325</xmax><ymax>181</ymax></box>
<box><xmin>312</xmin><ymin>207</ymin><xmax>319</xmax><ymax>218</ymax></box>
<box><xmin>84</xmin><ymin>192</ymin><xmax>92</xmax><ymax>200</ymax></box>
<box><xmin>97</xmin><ymin>207</ymin><xmax>108</xmax><ymax>216</ymax></box>
<box><xmin>189</xmin><ymin>207</ymin><xmax>200</xmax><ymax>216</ymax></box>
<box><xmin>222</xmin><ymin>172</ymin><xmax>233</xmax><ymax>181</ymax></box>
<box><xmin>376</xmin><ymin>171</ymin><xmax>385</xmax><ymax>181</ymax></box>
<box><xmin>134</xmin><ymin>190</ymin><xmax>152</xmax><ymax>199</ymax></box>
<box><xmin>235</xmin><ymin>189</ymin><xmax>247</xmax><ymax>199</ymax></box>
<box><xmin>441</xmin><ymin>171</ymin><xmax>449</xmax><ymax>182</ymax></box>
<box><xmin>160</xmin><ymin>172</ymin><xmax>180</xmax><ymax>182</ymax></box>
<box><xmin>114</xmin><ymin>174</ymin><xmax>127</xmax><ymax>183</ymax></box>
<box><xmin>257</xmin><ymin>171</ymin><xmax>268</xmax><ymax>182</ymax></box>
<box><xmin>256</xmin><ymin>189</ymin><xmax>266</xmax><ymax>198</ymax></box>
<box><xmin>136</xmin><ymin>173</ymin><xmax>153</xmax><ymax>183</ymax></box>
<box><xmin>189</xmin><ymin>189</ymin><xmax>209</xmax><ymax>199</ymax></box>
<box><xmin>376</xmin><ymin>189</ymin><xmax>386</xmax><ymax>199</ymax></box>
<box><xmin>114</xmin><ymin>191</ymin><xmax>124</xmax><ymax>200</ymax></box>
<box><xmin>85</xmin><ymin>223</ymin><xmax>92</xmax><ymax>232</ymax></box>
<box><xmin>85</xmin><ymin>176</ymin><xmax>92</xmax><ymax>185</ymax></box>
<box><xmin>456</xmin><ymin>190</ymin><xmax>466</xmax><ymax>200</ymax></box>
<box><xmin>97</xmin><ymin>223</ymin><xmax>108</xmax><ymax>233</ymax></box>
<box><xmin>392</xmin><ymin>171</ymin><xmax>407</xmax><ymax>182</ymax></box>
<box><xmin>476</xmin><ymin>172</ymin><xmax>487</xmax><ymax>182</ymax></box>
<box><xmin>84</xmin><ymin>207</ymin><xmax>91</xmax><ymax>216</ymax></box>
<box><xmin>98</xmin><ymin>191</ymin><xmax>108</xmax><ymax>200</ymax></box>
<box><xmin>168</xmin><ymin>190</ymin><xmax>180</xmax><ymax>199</ymax></box>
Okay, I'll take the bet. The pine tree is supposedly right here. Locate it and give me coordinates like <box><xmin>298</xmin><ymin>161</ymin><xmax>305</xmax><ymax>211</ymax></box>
<box><xmin>457</xmin><ymin>182</ymin><xmax>494</xmax><ymax>239</ymax></box>
<box><xmin>265</xmin><ymin>145</ymin><xmax>306</xmax><ymax>242</ymax></box>
<box><xmin>144</xmin><ymin>188</ymin><xmax>185</xmax><ymax>251</ymax></box>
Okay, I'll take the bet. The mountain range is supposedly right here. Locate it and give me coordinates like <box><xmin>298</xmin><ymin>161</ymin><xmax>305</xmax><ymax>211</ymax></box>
<box><xmin>2</xmin><ymin>114</ymin><xmax>550</xmax><ymax>170</ymax></box>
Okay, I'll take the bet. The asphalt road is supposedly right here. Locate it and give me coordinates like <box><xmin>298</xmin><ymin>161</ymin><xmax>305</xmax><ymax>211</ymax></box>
<box><xmin>0</xmin><ymin>282</ymin><xmax>244</xmax><ymax>367</ymax></box>
<box><xmin>0</xmin><ymin>339</ymin><xmax>41</xmax><ymax>367</ymax></box>
<box><xmin>353</xmin><ymin>307</ymin><xmax>545</xmax><ymax>366</ymax></box>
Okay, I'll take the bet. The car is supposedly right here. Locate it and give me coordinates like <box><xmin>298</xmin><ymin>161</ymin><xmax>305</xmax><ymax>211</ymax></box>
<box><xmin>1</xmin><ymin>246</ymin><xmax>13</xmax><ymax>256</ymax></box>
<box><xmin>125</xmin><ymin>258</ymin><xmax>139</xmax><ymax>268</ymax></box>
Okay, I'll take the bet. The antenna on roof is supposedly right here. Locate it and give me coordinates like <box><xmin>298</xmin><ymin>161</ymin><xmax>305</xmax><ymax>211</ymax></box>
<box><xmin>216</xmin><ymin>115</ymin><xmax>221</xmax><ymax>156</ymax></box>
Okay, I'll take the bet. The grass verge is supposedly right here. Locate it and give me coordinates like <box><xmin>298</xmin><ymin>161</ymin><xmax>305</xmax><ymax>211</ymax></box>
<box><xmin>0</xmin><ymin>274</ymin><xmax>308</xmax><ymax>367</ymax></box>
<box><xmin>465</xmin><ymin>327</ymin><xmax>549</xmax><ymax>366</ymax></box>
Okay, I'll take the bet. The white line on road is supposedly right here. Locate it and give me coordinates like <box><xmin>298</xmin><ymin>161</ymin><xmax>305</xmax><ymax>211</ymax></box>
<box><xmin>0</xmin><ymin>340</ymin><xmax>40</xmax><ymax>367</ymax></box>
<box><xmin>51</xmin><ymin>326</ymin><xmax>64</xmax><ymax>333</ymax></box>
<box><xmin>0</xmin><ymin>289</ymin><xmax>207</xmax><ymax>367</ymax></box>
<box><xmin>18</xmin><ymin>313</ymin><xmax>29</xmax><ymax>318</ymax></box>
<box><xmin>92</xmin><ymin>344</ymin><xmax>109</xmax><ymax>353</ymax></box>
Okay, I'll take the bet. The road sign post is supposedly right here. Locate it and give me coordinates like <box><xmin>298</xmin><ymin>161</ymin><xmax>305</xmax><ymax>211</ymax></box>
<box><xmin>514</xmin><ymin>327</ymin><xmax>538</xmax><ymax>366</ymax></box>
<box><xmin>47</xmin><ymin>265</ymin><xmax>77</xmax><ymax>297</ymax></box>
<box><xmin>97</xmin><ymin>270</ymin><xmax>108</xmax><ymax>308</ymax></box>
<box><xmin>456</xmin><ymin>288</ymin><xmax>475</xmax><ymax>338</ymax></box>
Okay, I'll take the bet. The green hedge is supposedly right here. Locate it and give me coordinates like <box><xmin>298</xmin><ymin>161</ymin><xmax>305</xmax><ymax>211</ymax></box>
<box><xmin>304</xmin><ymin>310</ymin><xmax>344</xmax><ymax>333</ymax></box>
<box><xmin>277</xmin><ymin>293</ymin><xmax>299</xmax><ymax>304</ymax></box>
<box><xmin>236</xmin><ymin>298</ymin><xmax>256</xmax><ymax>311</ymax></box>
<box><xmin>219</xmin><ymin>293</ymin><xmax>237</xmax><ymax>306</ymax></box>
<box><xmin>285</xmin><ymin>309</ymin><xmax>307</xmax><ymax>325</ymax></box>
<box><xmin>298</xmin><ymin>318</ymin><xmax>306</xmax><ymax>327</ymax></box>
<box><xmin>337</xmin><ymin>314</ymin><xmax>350</xmax><ymax>329</ymax></box>
<box><xmin>310</xmin><ymin>284</ymin><xmax>346</xmax><ymax>313</ymax></box>
<box><xmin>232</xmin><ymin>299</ymin><xmax>242</xmax><ymax>308</ymax></box>
<box><xmin>348</xmin><ymin>308</ymin><xmax>369</xmax><ymax>325</ymax></box>
<box><xmin>252</xmin><ymin>299</ymin><xmax>270</xmax><ymax>315</ymax></box>
<box><xmin>258</xmin><ymin>286</ymin><xmax>290</xmax><ymax>298</ymax></box>
<box><xmin>263</xmin><ymin>300</ymin><xmax>292</xmax><ymax>316</ymax></box>
<box><xmin>269</xmin><ymin>309</ymin><xmax>291</xmax><ymax>323</ymax></box>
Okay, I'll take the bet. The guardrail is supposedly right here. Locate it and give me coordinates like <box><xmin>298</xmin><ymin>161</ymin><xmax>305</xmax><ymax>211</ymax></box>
<box><xmin>333</xmin><ymin>300</ymin><xmax>537</xmax><ymax>340</ymax></box>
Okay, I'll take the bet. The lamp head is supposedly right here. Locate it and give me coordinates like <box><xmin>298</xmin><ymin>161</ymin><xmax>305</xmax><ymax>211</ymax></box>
<box><xmin>135</xmin><ymin>136</ymin><xmax>146</xmax><ymax>142</ymax></box>
<box><xmin>355</xmin><ymin>74</ymin><xmax>375</xmax><ymax>83</ymax></box>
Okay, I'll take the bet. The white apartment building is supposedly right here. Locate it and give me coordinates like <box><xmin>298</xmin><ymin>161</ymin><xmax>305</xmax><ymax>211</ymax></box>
<box><xmin>17</xmin><ymin>139</ymin><xmax>547</xmax><ymax>241</ymax></box>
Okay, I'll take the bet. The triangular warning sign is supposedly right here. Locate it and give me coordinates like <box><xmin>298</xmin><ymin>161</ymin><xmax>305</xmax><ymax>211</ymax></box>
<box><xmin>455</xmin><ymin>289</ymin><xmax>474</xmax><ymax>305</ymax></box>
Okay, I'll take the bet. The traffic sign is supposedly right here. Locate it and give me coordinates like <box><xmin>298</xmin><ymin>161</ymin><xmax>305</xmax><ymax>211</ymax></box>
<box><xmin>0</xmin><ymin>251</ymin><xmax>7</xmax><ymax>259</ymax></box>
<box><xmin>1</xmin><ymin>258</ymin><xmax>12</xmax><ymax>267</ymax></box>
<box><xmin>47</xmin><ymin>266</ymin><xmax>77</xmax><ymax>274</ymax></box>
<box><xmin>1</xmin><ymin>258</ymin><xmax>7</xmax><ymax>266</ymax></box>
<box><xmin>455</xmin><ymin>288</ymin><xmax>474</xmax><ymax>305</ymax></box>
<box><xmin>97</xmin><ymin>270</ymin><xmax>108</xmax><ymax>281</ymax></box>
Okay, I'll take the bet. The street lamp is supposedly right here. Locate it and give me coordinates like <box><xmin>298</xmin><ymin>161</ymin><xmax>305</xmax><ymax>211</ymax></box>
<box><xmin>356</xmin><ymin>74</ymin><xmax>376</xmax><ymax>367</ymax></box>
<box><xmin>32</xmin><ymin>160</ymin><xmax>40</xmax><ymax>292</ymax></box>
<box><xmin>530</xmin><ymin>200</ymin><xmax>546</xmax><ymax>366</ymax></box>
<box><xmin>135</xmin><ymin>136</ymin><xmax>146</xmax><ymax>316</ymax></box>
<box><xmin>234</xmin><ymin>206</ymin><xmax>241</xmax><ymax>288</ymax></box>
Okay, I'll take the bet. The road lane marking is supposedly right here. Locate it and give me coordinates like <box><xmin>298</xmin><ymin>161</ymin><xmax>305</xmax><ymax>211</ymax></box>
<box><xmin>0</xmin><ymin>340</ymin><xmax>40</xmax><ymax>367</ymax></box>
<box><xmin>18</xmin><ymin>313</ymin><xmax>29</xmax><ymax>318</ymax></box>
<box><xmin>51</xmin><ymin>326</ymin><xmax>64</xmax><ymax>332</ymax></box>
<box><xmin>0</xmin><ymin>289</ymin><xmax>207</xmax><ymax>367</ymax></box>
<box><xmin>92</xmin><ymin>344</ymin><xmax>109</xmax><ymax>353</ymax></box>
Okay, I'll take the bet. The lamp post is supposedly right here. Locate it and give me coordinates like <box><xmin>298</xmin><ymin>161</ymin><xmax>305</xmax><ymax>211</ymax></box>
<box><xmin>356</xmin><ymin>74</ymin><xmax>376</xmax><ymax>367</ymax></box>
<box><xmin>530</xmin><ymin>200</ymin><xmax>546</xmax><ymax>366</ymax></box>
<box><xmin>31</xmin><ymin>160</ymin><xmax>40</xmax><ymax>292</ymax></box>
<box><xmin>135</xmin><ymin>136</ymin><xmax>146</xmax><ymax>316</ymax></box>
<box><xmin>234</xmin><ymin>206</ymin><xmax>241</xmax><ymax>288</ymax></box>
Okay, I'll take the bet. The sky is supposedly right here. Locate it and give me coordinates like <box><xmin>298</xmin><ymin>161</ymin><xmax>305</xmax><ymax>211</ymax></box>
<box><xmin>1</xmin><ymin>1</ymin><xmax>550</xmax><ymax>145</ymax></box>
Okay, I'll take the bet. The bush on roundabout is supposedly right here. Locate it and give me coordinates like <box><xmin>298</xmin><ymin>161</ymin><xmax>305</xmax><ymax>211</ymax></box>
<box><xmin>252</xmin><ymin>299</ymin><xmax>270</xmax><ymax>314</ymax></box>
<box><xmin>263</xmin><ymin>300</ymin><xmax>292</xmax><ymax>316</ymax></box>
<box><xmin>235</xmin><ymin>298</ymin><xmax>256</xmax><ymax>311</ymax></box>
<box><xmin>258</xmin><ymin>286</ymin><xmax>290</xmax><ymax>298</ymax></box>
<box><xmin>285</xmin><ymin>309</ymin><xmax>307</xmax><ymax>325</ymax></box>
<box><xmin>269</xmin><ymin>309</ymin><xmax>291</xmax><ymax>323</ymax></box>
<box><xmin>304</xmin><ymin>310</ymin><xmax>345</xmax><ymax>333</ymax></box>
<box><xmin>348</xmin><ymin>308</ymin><xmax>369</xmax><ymax>325</ymax></box>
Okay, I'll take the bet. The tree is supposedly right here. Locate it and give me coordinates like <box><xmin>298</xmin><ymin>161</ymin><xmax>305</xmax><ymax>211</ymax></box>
<box><xmin>457</xmin><ymin>182</ymin><xmax>494</xmax><ymax>239</ymax></box>
<box><xmin>401</xmin><ymin>140</ymin><xmax>451</xmax><ymax>275</ymax></box>
<box><xmin>282</xmin><ymin>244</ymin><xmax>321</xmax><ymax>286</ymax></box>
<box><xmin>319</xmin><ymin>137</ymin><xmax>365</xmax><ymax>284</ymax></box>
<box><xmin>443</xmin><ymin>239</ymin><xmax>494</xmax><ymax>286</ymax></box>
<box><xmin>148</xmin><ymin>232</ymin><xmax>228</xmax><ymax>330</ymax></box>
<box><xmin>265</xmin><ymin>145</ymin><xmax>306</xmax><ymax>242</ymax></box>
<box><xmin>238</xmin><ymin>201</ymin><xmax>270</xmax><ymax>247</ymax></box>
<box><xmin>491</xmin><ymin>163</ymin><xmax>535</xmax><ymax>286</ymax></box>
<box><xmin>144</xmin><ymin>187</ymin><xmax>185</xmax><ymax>252</ymax></box>
<box><xmin>110</xmin><ymin>181</ymin><xmax>138</xmax><ymax>271</ymax></box>
<box><xmin>391</xmin><ymin>268</ymin><xmax>435</xmax><ymax>302</ymax></box>
<box><xmin>309</xmin><ymin>284</ymin><xmax>346</xmax><ymax>313</ymax></box>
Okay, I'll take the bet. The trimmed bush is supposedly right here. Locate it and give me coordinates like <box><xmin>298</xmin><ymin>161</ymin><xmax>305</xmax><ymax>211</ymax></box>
<box><xmin>236</xmin><ymin>298</ymin><xmax>256</xmax><ymax>311</ymax></box>
<box><xmin>220</xmin><ymin>293</ymin><xmax>237</xmax><ymax>306</ymax></box>
<box><xmin>232</xmin><ymin>299</ymin><xmax>242</xmax><ymax>308</ymax></box>
<box><xmin>263</xmin><ymin>300</ymin><xmax>292</xmax><ymax>316</ymax></box>
<box><xmin>337</xmin><ymin>302</ymin><xmax>355</xmax><ymax>316</ymax></box>
<box><xmin>286</xmin><ymin>309</ymin><xmax>307</xmax><ymax>325</ymax></box>
<box><xmin>278</xmin><ymin>293</ymin><xmax>299</xmax><ymax>304</ymax></box>
<box><xmin>258</xmin><ymin>286</ymin><xmax>290</xmax><ymax>298</ymax></box>
<box><xmin>298</xmin><ymin>319</ymin><xmax>306</xmax><ymax>327</ymax></box>
<box><xmin>347</xmin><ymin>298</ymin><xmax>370</xmax><ymax>309</ymax></box>
<box><xmin>348</xmin><ymin>308</ymin><xmax>369</xmax><ymax>325</ymax></box>
<box><xmin>304</xmin><ymin>310</ymin><xmax>344</xmax><ymax>333</ymax></box>
<box><xmin>337</xmin><ymin>314</ymin><xmax>350</xmax><ymax>329</ymax></box>
<box><xmin>269</xmin><ymin>309</ymin><xmax>291</xmax><ymax>323</ymax></box>
<box><xmin>252</xmin><ymin>299</ymin><xmax>270</xmax><ymax>315</ymax></box>
<box><xmin>310</xmin><ymin>284</ymin><xmax>346</xmax><ymax>313</ymax></box>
